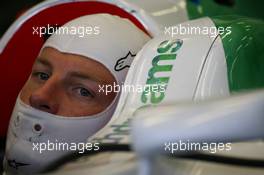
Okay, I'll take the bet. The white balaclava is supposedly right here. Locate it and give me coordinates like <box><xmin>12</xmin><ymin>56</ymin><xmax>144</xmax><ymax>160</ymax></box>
<box><xmin>4</xmin><ymin>14</ymin><xmax>150</xmax><ymax>174</ymax></box>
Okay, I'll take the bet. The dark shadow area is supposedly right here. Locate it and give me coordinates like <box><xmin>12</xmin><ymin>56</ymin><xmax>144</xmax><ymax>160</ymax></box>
<box><xmin>0</xmin><ymin>0</ymin><xmax>43</xmax><ymax>37</ymax></box>
<box><xmin>214</xmin><ymin>0</ymin><xmax>235</xmax><ymax>7</ymax></box>
<box><xmin>0</xmin><ymin>137</ymin><xmax>6</xmax><ymax>174</ymax></box>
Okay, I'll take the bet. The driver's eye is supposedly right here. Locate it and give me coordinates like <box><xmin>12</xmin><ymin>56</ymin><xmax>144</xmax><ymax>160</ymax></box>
<box><xmin>77</xmin><ymin>87</ymin><xmax>93</xmax><ymax>97</ymax></box>
<box><xmin>33</xmin><ymin>72</ymin><xmax>50</xmax><ymax>81</ymax></box>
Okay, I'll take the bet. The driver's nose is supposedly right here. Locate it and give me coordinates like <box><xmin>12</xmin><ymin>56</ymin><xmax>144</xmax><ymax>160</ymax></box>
<box><xmin>29</xmin><ymin>78</ymin><xmax>59</xmax><ymax>114</ymax></box>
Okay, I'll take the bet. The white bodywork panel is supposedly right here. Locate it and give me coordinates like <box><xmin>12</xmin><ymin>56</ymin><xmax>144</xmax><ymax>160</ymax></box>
<box><xmin>91</xmin><ymin>17</ymin><xmax>220</xmax><ymax>143</ymax></box>
<box><xmin>194</xmin><ymin>35</ymin><xmax>230</xmax><ymax>101</ymax></box>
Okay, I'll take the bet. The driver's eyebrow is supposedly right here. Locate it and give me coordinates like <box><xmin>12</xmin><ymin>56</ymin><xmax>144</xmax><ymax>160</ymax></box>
<box><xmin>34</xmin><ymin>58</ymin><xmax>52</xmax><ymax>68</ymax></box>
<box><xmin>67</xmin><ymin>71</ymin><xmax>105</xmax><ymax>84</ymax></box>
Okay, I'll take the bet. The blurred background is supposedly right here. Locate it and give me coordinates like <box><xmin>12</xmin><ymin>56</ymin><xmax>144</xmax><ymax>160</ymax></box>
<box><xmin>1</xmin><ymin>0</ymin><xmax>264</xmax><ymax>38</ymax></box>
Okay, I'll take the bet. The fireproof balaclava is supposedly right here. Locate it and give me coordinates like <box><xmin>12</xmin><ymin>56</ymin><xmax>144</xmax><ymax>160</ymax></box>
<box><xmin>4</xmin><ymin>14</ymin><xmax>150</xmax><ymax>174</ymax></box>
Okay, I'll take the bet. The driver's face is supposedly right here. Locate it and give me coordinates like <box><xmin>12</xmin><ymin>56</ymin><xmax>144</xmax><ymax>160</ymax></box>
<box><xmin>20</xmin><ymin>47</ymin><xmax>117</xmax><ymax>117</ymax></box>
